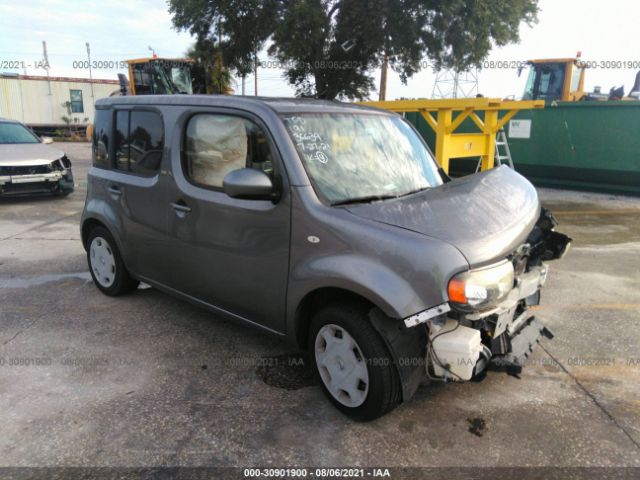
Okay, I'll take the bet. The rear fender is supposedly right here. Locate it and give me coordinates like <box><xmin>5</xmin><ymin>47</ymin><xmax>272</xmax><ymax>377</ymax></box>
<box><xmin>81</xmin><ymin>200</ymin><xmax>126</xmax><ymax>259</ymax></box>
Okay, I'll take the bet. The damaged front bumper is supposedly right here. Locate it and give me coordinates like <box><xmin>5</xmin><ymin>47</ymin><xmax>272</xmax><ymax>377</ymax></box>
<box><xmin>448</xmin><ymin>263</ymin><xmax>556</xmax><ymax>379</ymax></box>
<box><xmin>408</xmin><ymin>208</ymin><xmax>571</xmax><ymax>382</ymax></box>
<box><xmin>0</xmin><ymin>157</ymin><xmax>74</xmax><ymax>196</ymax></box>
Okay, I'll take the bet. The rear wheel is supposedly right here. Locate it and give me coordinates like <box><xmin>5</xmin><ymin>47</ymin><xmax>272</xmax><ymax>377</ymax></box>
<box><xmin>309</xmin><ymin>303</ymin><xmax>401</xmax><ymax>421</ymax></box>
<box><xmin>87</xmin><ymin>226</ymin><xmax>139</xmax><ymax>296</ymax></box>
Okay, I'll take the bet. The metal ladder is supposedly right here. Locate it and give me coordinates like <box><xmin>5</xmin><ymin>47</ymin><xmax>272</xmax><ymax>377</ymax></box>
<box><xmin>476</xmin><ymin>128</ymin><xmax>513</xmax><ymax>172</ymax></box>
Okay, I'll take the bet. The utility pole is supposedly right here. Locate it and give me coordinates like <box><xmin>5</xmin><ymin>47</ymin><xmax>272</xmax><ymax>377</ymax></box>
<box><xmin>216</xmin><ymin>17</ymin><xmax>225</xmax><ymax>94</ymax></box>
<box><xmin>42</xmin><ymin>41</ymin><xmax>53</xmax><ymax>122</ymax></box>
<box><xmin>86</xmin><ymin>42</ymin><xmax>95</xmax><ymax>105</ymax></box>
<box><xmin>379</xmin><ymin>53</ymin><xmax>388</xmax><ymax>101</ymax></box>
<box><xmin>254</xmin><ymin>48</ymin><xmax>258</xmax><ymax>96</ymax></box>
<box><xmin>452</xmin><ymin>72</ymin><xmax>459</xmax><ymax>99</ymax></box>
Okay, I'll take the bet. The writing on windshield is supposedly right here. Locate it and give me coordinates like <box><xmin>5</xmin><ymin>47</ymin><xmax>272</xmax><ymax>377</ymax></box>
<box><xmin>283</xmin><ymin>113</ymin><xmax>442</xmax><ymax>204</ymax></box>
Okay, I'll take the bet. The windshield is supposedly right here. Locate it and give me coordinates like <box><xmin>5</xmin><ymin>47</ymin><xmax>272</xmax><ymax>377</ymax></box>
<box><xmin>0</xmin><ymin>122</ymin><xmax>40</xmax><ymax>144</ymax></box>
<box><xmin>522</xmin><ymin>66</ymin><xmax>536</xmax><ymax>100</ymax></box>
<box><xmin>522</xmin><ymin>63</ymin><xmax>565</xmax><ymax>101</ymax></box>
<box><xmin>152</xmin><ymin>63</ymin><xmax>193</xmax><ymax>94</ymax></box>
<box><xmin>283</xmin><ymin>114</ymin><xmax>442</xmax><ymax>204</ymax></box>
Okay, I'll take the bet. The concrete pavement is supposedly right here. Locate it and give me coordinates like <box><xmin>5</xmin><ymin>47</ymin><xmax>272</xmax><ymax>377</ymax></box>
<box><xmin>0</xmin><ymin>143</ymin><xmax>639</xmax><ymax>469</ymax></box>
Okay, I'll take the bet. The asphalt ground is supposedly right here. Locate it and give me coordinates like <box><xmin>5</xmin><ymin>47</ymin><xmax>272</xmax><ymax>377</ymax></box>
<box><xmin>0</xmin><ymin>143</ymin><xmax>639</xmax><ymax>476</ymax></box>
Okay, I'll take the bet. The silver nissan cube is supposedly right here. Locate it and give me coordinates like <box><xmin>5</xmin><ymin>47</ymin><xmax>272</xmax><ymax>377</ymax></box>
<box><xmin>81</xmin><ymin>95</ymin><xmax>570</xmax><ymax>420</ymax></box>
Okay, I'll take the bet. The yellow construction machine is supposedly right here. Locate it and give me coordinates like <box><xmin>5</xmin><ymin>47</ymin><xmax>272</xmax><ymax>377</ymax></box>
<box><xmin>520</xmin><ymin>56</ymin><xmax>640</xmax><ymax>101</ymax></box>
<box><xmin>520</xmin><ymin>57</ymin><xmax>587</xmax><ymax>101</ymax></box>
<box><xmin>115</xmin><ymin>57</ymin><xmax>194</xmax><ymax>96</ymax></box>
<box><xmin>87</xmin><ymin>56</ymin><xmax>195</xmax><ymax>138</ymax></box>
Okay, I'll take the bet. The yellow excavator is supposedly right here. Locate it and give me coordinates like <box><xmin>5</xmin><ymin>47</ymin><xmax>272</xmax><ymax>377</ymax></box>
<box><xmin>114</xmin><ymin>56</ymin><xmax>195</xmax><ymax>96</ymax></box>
<box><xmin>520</xmin><ymin>56</ymin><xmax>640</xmax><ymax>102</ymax></box>
<box><xmin>520</xmin><ymin>57</ymin><xmax>586</xmax><ymax>101</ymax></box>
<box><xmin>87</xmin><ymin>56</ymin><xmax>195</xmax><ymax>139</ymax></box>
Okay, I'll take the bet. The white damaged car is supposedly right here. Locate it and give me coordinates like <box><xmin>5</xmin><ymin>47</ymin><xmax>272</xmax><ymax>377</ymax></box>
<box><xmin>0</xmin><ymin>117</ymin><xmax>74</xmax><ymax>196</ymax></box>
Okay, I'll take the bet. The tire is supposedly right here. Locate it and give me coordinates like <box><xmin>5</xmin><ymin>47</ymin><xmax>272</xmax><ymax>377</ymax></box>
<box><xmin>86</xmin><ymin>226</ymin><xmax>139</xmax><ymax>296</ymax></box>
<box><xmin>309</xmin><ymin>302</ymin><xmax>402</xmax><ymax>421</ymax></box>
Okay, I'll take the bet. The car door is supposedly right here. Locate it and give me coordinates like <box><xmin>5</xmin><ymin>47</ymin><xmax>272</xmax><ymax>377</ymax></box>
<box><xmin>108</xmin><ymin>107</ymin><xmax>169</xmax><ymax>281</ymax></box>
<box><xmin>165</xmin><ymin>110</ymin><xmax>291</xmax><ymax>334</ymax></box>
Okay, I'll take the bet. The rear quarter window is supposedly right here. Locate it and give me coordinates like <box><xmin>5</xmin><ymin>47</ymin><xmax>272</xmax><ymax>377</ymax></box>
<box><xmin>92</xmin><ymin>109</ymin><xmax>111</xmax><ymax>168</ymax></box>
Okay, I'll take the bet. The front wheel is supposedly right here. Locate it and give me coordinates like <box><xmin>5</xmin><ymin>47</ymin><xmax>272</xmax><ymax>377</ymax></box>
<box><xmin>309</xmin><ymin>303</ymin><xmax>401</xmax><ymax>421</ymax></box>
<box><xmin>87</xmin><ymin>226</ymin><xmax>139</xmax><ymax>296</ymax></box>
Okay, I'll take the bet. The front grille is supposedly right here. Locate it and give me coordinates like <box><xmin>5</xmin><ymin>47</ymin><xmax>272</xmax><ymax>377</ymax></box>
<box><xmin>0</xmin><ymin>162</ymin><xmax>58</xmax><ymax>176</ymax></box>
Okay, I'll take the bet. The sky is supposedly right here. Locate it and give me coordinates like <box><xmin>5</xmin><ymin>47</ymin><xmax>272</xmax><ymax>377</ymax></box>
<box><xmin>0</xmin><ymin>0</ymin><xmax>638</xmax><ymax>100</ymax></box>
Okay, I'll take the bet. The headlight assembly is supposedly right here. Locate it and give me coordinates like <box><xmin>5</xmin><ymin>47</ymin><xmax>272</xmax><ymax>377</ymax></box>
<box><xmin>447</xmin><ymin>260</ymin><xmax>514</xmax><ymax>311</ymax></box>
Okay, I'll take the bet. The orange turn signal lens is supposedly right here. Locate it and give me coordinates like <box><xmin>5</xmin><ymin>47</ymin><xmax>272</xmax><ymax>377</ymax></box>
<box><xmin>447</xmin><ymin>277</ymin><xmax>467</xmax><ymax>304</ymax></box>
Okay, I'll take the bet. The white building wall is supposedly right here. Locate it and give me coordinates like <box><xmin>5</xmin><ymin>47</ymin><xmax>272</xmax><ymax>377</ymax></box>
<box><xmin>0</xmin><ymin>76</ymin><xmax>118</xmax><ymax>125</ymax></box>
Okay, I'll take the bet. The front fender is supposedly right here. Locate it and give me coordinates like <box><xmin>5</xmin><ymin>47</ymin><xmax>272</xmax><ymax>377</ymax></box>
<box><xmin>286</xmin><ymin>254</ymin><xmax>434</xmax><ymax>403</ymax></box>
<box><xmin>286</xmin><ymin>187</ymin><xmax>469</xmax><ymax>342</ymax></box>
<box><xmin>288</xmin><ymin>254</ymin><xmax>421</xmax><ymax>321</ymax></box>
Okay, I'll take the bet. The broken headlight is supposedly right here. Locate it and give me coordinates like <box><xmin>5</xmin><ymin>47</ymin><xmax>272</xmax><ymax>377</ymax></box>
<box><xmin>54</xmin><ymin>155</ymin><xmax>71</xmax><ymax>171</ymax></box>
<box><xmin>447</xmin><ymin>260</ymin><xmax>514</xmax><ymax>311</ymax></box>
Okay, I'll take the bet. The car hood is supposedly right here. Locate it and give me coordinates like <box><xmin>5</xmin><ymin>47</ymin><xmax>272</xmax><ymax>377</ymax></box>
<box><xmin>345</xmin><ymin>166</ymin><xmax>540</xmax><ymax>266</ymax></box>
<box><xmin>0</xmin><ymin>143</ymin><xmax>65</xmax><ymax>166</ymax></box>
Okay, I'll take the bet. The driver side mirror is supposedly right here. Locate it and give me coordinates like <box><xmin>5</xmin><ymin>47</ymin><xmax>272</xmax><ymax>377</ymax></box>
<box><xmin>41</xmin><ymin>136</ymin><xmax>54</xmax><ymax>144</ymax></box>
<box><xmin>223</xmin><ymin>168</ymin><xmax>274</xmax><ymax>200</ymax></box>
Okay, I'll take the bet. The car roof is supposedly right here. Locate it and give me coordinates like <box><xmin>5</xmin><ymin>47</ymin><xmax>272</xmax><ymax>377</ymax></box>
<box><xmin>0</xmin><ymin>117</ymin><xmax>20</xmax><ymax>124</ymax></box>
<box><xmin>95</xmin><ymin>95</ymin><xmax>391</xmax><ymax>116</ymax></box>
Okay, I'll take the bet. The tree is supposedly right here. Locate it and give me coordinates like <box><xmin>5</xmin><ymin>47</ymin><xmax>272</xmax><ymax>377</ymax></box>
<box><xmin>169</xmin><ymin>0</ymin><xmax>538</xmax><ymax>100</ymax></box>
<box><xmin>61</xmin><ymin>101</ymin><xmax>79</xmax><ymax>137</ymax></box>
<box><xmin>186</xmin><ymin>38</ymin><xmax>233</xmax><ymax>94</ymax></box>
<box><xmin>170</xmin><ymin>0</ymin><xmax>276</xmax><ymax>82</ymax></box>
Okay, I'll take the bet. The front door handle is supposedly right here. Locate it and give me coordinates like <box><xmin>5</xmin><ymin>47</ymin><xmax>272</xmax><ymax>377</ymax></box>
<box><xmin>170</xmin><ymin>201</ymin><xmax>192</xmax><ymax>215</ymax></box>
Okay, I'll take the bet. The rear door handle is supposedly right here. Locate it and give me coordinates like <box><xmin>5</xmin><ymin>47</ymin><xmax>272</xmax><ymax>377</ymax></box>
<box><xmin>170</xmin><ymin>201</ymin><xmax>192</xmax><ymax>214</ymax></box>
<box><xmin>107</xmin><ymin>185</ymin><xmax>122</xmax><ymax>197</ymax></box>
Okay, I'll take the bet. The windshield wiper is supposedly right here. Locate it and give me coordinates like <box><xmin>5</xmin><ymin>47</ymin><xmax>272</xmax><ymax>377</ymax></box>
<box><xmin>331</xmin><ymin>194</ymin><xmax>399</xmax><ymax>206</ymax></box>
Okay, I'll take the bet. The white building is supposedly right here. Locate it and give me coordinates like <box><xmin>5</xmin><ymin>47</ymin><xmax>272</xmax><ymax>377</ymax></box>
<box><xmin>0</xmin><ymin>74</ymin><xmax>119</xmax><ymax>132</ymax></box>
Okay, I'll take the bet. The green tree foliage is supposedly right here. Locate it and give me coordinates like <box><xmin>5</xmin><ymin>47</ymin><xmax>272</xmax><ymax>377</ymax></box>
<box><xmin>169</xmin><ymin>0</ymin><xmax>538</xmax><ymax>100</ymax></box>
<box><xmin>186</xmin><ymin>38</ymin><xmax>233</xmax><ymax>94</ymax></box>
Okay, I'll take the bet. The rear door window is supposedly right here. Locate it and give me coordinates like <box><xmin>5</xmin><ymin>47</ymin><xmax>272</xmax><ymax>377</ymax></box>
<box><xmin>113</xmin><ymin>110</ymin><xmax>164</xmax><ymax>175</ymax></box>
